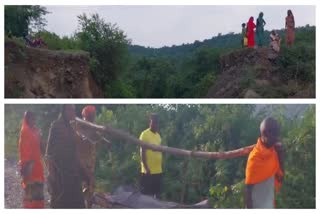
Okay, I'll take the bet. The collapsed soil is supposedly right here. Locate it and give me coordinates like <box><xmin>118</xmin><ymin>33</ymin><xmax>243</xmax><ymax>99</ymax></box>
<box><xmin>206</xmin><ymin>47</ymin><xmax>314</xmax><ymax>98</ymax></box>
<box><xmin>5</xmin><ymin>39</ymin><xmax>103</xmax><ymax>98</ymax></box>
<box><xmin>5</xmin><ymin>39</ymin><xmax>314</xmax><ymax>98</ymax></box>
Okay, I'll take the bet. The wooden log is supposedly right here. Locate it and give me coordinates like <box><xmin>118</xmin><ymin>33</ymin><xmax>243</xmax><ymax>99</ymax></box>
<box><xmin>72</xmin><ymin>117</ymin><xmax>255</xmax><ymax>160</ymax></box>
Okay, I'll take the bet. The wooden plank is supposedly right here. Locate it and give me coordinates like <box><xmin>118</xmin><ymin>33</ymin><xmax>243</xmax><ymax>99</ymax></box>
<box><xmin>72</xmin><ymin>117</ymin><xmax>254</xmax><ymax>160</ymax></box>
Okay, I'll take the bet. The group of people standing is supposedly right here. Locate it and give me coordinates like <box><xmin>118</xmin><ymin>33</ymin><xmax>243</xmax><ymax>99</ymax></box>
<box><xmin>242</xmin><ymin>10</ymin><xmax>295</xmax><ymax>51</ymax></box>
<box><xmin>18</xmin><ymin>105</ymin><xmax>96</xmax><ymax>208</ymax></box>
<box><xmin>17</xmin><ymin>105</ymin><xmax>284</xmax><ymax>209</ymax></box>
<box><xmin>17</xmin><ymin>105</ymin><xmax>163</xmax><ymax>208</ymax></box>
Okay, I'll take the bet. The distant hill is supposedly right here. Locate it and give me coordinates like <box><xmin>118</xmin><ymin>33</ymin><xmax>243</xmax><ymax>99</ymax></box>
<box><xmin>126</xmin><ymin>25</ymin><xmax>315</xmax><ymax>98</ymax></box>
<box><xmin>129</xmin><ymin>25</ymin><xmax>315</xmax><ymax>58</ymax></box>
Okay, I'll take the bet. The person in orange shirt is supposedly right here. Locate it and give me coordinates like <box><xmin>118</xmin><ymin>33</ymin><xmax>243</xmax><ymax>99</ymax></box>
<box><xmin>18</xmin><ymin>111</ymin><xmax>45</xmax><ymax>208</ymax></box>
<box><xmin>245</xmin><ymin>117</ymin><xmax>285</xmax><ymax>208</ymax></box>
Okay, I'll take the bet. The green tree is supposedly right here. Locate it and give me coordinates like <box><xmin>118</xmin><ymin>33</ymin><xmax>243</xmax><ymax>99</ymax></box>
<box><xmin>276</xmin><ymin>106</ymin><xmax>315</xmax><ymax>208</ymax></box>
<box><xmin>36</xmin><ymin>31</ymin><xmax>81</xmax><ymax>50</ymax></box>
<box><xmin>76</xmin><ymin>13</ymin><xmax>131</xmax><ymax>96</ymax></box>
<box><xmin>5</xmin><ymin>5</ymin><xmax>49</xmax><ymax>37</ymax></box>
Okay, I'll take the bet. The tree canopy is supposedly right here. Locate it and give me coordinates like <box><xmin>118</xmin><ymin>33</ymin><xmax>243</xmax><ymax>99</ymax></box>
<box><xmin>5</xmin><ymin>5</ymin><xmax>49</xmax><ymax>37</ymax></box>
<box><xmin>76</xmin><ymin>13</ymin><xmax>131</xmax><ymax>95</ymax></box>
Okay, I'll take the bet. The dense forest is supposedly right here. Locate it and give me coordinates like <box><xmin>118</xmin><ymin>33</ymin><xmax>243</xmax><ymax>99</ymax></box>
<box><xmin>5</xmin><ymin>6</ymin><xmax>316</xmax><ymax>98</ymax></box>
<box><xmin>5</xmin><ymin>104</ymin><xmax>315</xmax><ymax>208</ymax></box>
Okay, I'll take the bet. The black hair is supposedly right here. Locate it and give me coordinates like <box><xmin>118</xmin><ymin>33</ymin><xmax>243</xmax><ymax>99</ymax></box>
<box><xmin>60</xmin><ymin>104</ymin><xmax>68</xmax><ymax>114</ymax></box>
<box><xmin>149</xmin><ymin>113</ymin><xmax>159</xmax><ymax>120</ymax></box>
<box><xmin>261</xmin><ymin>117</ymin><xmax>280</xmax><ymax>137</ymax></box>
<box><xmin>24</xmin><ymin>110</ymin><xmax>34</xmax><ymax>120</ymax></box>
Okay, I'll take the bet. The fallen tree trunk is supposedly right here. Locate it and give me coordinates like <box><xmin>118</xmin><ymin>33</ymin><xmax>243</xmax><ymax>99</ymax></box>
<box><xmin>72</xmin><ymin>117</ymin><xmax>255</xmax><ymax>160</ymax></box>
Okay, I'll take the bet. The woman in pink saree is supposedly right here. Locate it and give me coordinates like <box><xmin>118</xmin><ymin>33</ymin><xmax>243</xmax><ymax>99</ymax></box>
<box><xmin>285</xmin><ymin>10</ymin><xmax>295</xmax><ymax>47</ymax></box>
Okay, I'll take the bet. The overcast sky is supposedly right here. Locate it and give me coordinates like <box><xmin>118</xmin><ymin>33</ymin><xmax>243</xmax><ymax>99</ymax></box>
<box><xmin>44</xmin><ymin>5</ymin><xmax>315</xmax><ymax>48</ymax></box>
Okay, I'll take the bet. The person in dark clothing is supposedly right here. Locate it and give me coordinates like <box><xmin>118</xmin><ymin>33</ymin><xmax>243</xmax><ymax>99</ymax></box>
<box><xmin>256</xmin><ymin>12</ymin><xmax>266</xmax><ymax>47</ymax></box>
<box><xmin>45</xmin><ymin>104</ymin><xmax>87</xmax><ymax>208</ymax></box>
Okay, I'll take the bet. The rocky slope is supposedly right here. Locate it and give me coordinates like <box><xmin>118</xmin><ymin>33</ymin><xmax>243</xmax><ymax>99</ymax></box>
<box><xmin>206</xmin><ymin>47</ymin><xmax>315</xmax><ymax>98</ymax></box>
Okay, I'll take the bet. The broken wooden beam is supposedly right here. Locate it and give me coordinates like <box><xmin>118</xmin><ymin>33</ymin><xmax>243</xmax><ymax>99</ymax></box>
<box><xmin>72</xmin><ymin>117</ymin><xmax>255</xmax><ymax>160</ymax></box>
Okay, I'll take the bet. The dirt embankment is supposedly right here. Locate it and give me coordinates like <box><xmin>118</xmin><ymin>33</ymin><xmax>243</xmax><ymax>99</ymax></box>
<box><xmin>206</xmin><ymin>47</ymin><xmax>315</xmax><ymax>98</ymax></box>
<box><xmin>5</xmin><ymin>39</ymin><xmax>103</xmax><ymax>98</ymax></box>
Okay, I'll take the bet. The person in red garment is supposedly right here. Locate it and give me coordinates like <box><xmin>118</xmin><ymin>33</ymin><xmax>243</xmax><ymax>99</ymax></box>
<box><xmin>247</xmin><ymin>17</ymin><xmax>256</xmax><ymax>48</ymax></box>
<box><xmin>285</xmin><ymin>10</ymin><xmax>295</xmax><ymax>47</ymax></box>
<box><xmin>18</xmin><ymin>111</ymin><xmax>45</xmax><ymax>208</ymax></box>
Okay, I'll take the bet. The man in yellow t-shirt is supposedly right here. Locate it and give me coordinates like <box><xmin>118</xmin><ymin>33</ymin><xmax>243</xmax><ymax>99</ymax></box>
<box><xmin>139</xmin><ymin>113</ymin><xmax>163</xmax><ymax>198</ymax></box>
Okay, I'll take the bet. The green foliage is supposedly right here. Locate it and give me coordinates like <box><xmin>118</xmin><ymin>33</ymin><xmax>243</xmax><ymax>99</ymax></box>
<box><xmin>5</xmin><ymin>5</ymin><xmax>49</xmax><ymax>37</ymax></box>
<box><xmin>127</xmin><ymin>57</ymin><xmax>175</xmax><ymax>98</ymax></box>
<box><xmin>6</xmin><ymin>14</ymin><xmax>314</xmax><ymax>98</ymax></box>
<box><xmin>129</xmin><ymin>32</ymin><xmax>242</xmax><ymax>58</ymax></box>
<box><xmin>4</xmin><ymin>6</ymin><xmax>315</xmax><ymax>98</ymax></box>
<box><xmin>95</xmin><ymin>104</ymin><xmax>315</xmax><ymax>208</ymax></box>
<box><xmin>209</xmin><ymin>181</ymin><xmax>245</xmax><ymax>208</ymax></box>
<box><xmin>76</xmin><ymin>13</ymin><xmax>131</xmax><ymax>94</ymax></box>
<box><xmin>5</xmin><ymin>37</ymin><xmax>27</xmax><ymax>62</ymax></box>
<box><xmin>35</xmin><ymin>31</ymin><xmax>81</xmax><ymax>50</ymax></box>
<box><xmin>193</xmin><ymin>48</ymin><xmax>221</xmax><ymax>76</ymax></box>
<box><xmin>276</xmin><ymin>106</ymin><xmax>315</xmax><ymax>208</ymax></box>
<box><xmin>104</xmin><ymin>79</ymin><xmax>136</xmax><ymax>98</ymax></box>
<box><xmin>277</xmin><ymin>45</ymin><xmax>315</xmax><ymax>82</ymax></box>
<box><xmin>276</xmin><ymin>26</ymin><xmax>315</xmax><ymax>82</ymax></box>
<box><xmin>5</xmin><ymin>104</ymin><xmax>315</xmax><ymax>208</ymax></box>
<box><xmin>127</xmin><ymin>47</ymin><xmax>224</xmax><ymax>98</ymax></box>
<box><xmin>127</xmin><ymin>27</ymin><xmax>315</xmax><ymax>98</ymax></box>
<box><xmin>191</xmin><ymin>73</ymin><xmax>216</xmax><ymax>97</ymax></box>
<box><xmin>6</xmin><ymin>36</ymin><xmax>26</xmax><ymax>48</ymax></box>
